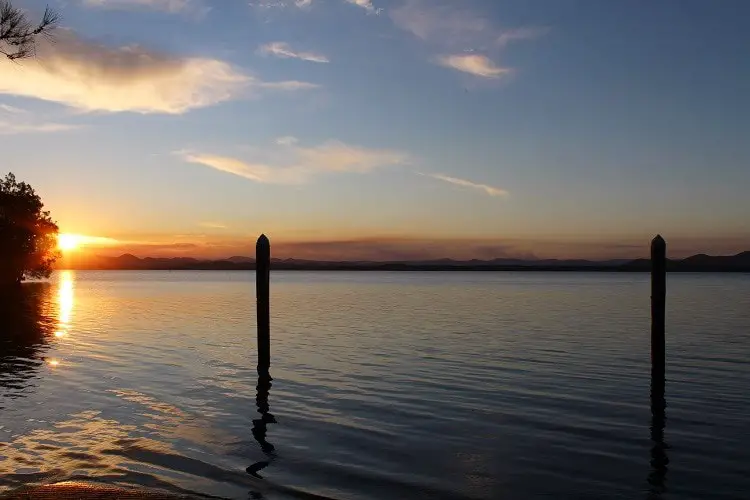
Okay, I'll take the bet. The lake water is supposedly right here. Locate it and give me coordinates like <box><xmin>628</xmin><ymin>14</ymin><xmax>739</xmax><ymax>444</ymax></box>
<box><xmin>1</xmin><ymin>271</ymin><xmax>749</xmax><ymax>499</ymax></box>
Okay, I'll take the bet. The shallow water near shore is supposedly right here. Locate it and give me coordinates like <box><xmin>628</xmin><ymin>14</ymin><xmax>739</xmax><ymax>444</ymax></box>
<box><xmin>1</xmin><ymin>271</ymin><xmax>749</xmax><ymax>499</ymax></box>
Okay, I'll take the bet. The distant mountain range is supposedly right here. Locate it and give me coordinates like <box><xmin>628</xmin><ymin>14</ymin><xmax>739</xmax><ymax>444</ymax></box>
<box><xmin>58</xmin><ymin>251</ymin><xmax>750</xmax><ymax>272</ymax></box>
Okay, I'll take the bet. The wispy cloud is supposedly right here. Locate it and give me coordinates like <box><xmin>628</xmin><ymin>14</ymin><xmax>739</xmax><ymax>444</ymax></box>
<box><xmin>496</xmin><ymin>27</ymin><xmax>549</xmax><ymax>47</ymax></box>
<box><xmin>390</xmin><ymin>0</ymin><xmax>545</xmax><ymax>81</ymax></box>
<box><xmin>436</xmin><ymin>54</ymin><xmax>510</xmax><ymax>79</ymax></box>
<box><xmin>82</xmin><ymin>0</ymin><xmax>208</xmax><ymax>16</ymax></box>
<box><xmin>0</xmin><ymin>121</ymin><xmax>79</xmax><ymax>135</ymax></box>
<box><xmin>250</xmin><ymin>0</ymin><xmax>311</xmax><ymax>9</ymax></box>
<box><xmin>275</xmin><ymin>136</ymin><xmax>299</xmax><ymax>146</ymax></box>
<box><xmin>345</xmin><ymin>0</ymin><xmax>382</xmax><ymax>15</ymax></box>
<box><xmin>421</xmin><ymin>172</ymin><xmax>508</xmax><ymax>197</ymax></box>
<box><xmin>198</xmin><ymin>222</ymin><xmax>228</xmax><ymax>229</ymax></box>
<box><xmin>258</xmin><ymin>42</ymin><xmax>329</xmax><ymax>63</ymax></box>
<box><xmin>179</xmin><ymin>140</ymin><xmax>408</xmax><ymax>184</ymax></box>
<box><xmin>391</xmin><ymin>0</ymin><xmax>488</xmax><ymax>47</ymax></box>
<box><xmin>0</xmin><ymin>104</ymin><xmax>25</xmax><ymax>114</ymax></box>
<box><xmin>180</xmin><ymin>153</ymin><xmax>280</xmax><ymax>183</ymax></box>
<box><xmin>0</xmin><ymin>104</ymin><xmax>78</xmax><ymax>134</ymax></box>
<box><xmin>252</xmin><ymin>0</ymin><xmax>377</xmax><ymax>14</ymax></box>
<box><xmin>296</xmin><ymin>141</ymin><xmax>407</xmax><ymax>173</ymax></box>
<box><xmin>0</xmin><ymin>31</ymin><xmax>317</xmax><ymax>114</ymax></box>
<box><xmin>258</xmin><ymin>81</ymin><xmax>319</xmax><ymax>91</ymax></box>
<box><xmin>391</xmin><ymin>0</ymin><xmax>546</xmax><ymax>49</ymax></box>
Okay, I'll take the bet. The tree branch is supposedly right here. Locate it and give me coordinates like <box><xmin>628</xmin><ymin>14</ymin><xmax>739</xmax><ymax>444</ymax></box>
<box><xmin>0</xmin><ymin>1</ymin><xmax>58</xmax><ymax>60</ymax></box>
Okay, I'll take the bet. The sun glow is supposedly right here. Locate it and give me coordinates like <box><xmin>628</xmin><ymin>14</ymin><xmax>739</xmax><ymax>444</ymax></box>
<box><xmin>57</xmin><ymin>233</ymin><xmax>119</xmax><ymax>252</ymax></box>
<box><xmin>58</xmin><ymin>233</ymin><xmax>81</xmax><ymax>252</ymax></box>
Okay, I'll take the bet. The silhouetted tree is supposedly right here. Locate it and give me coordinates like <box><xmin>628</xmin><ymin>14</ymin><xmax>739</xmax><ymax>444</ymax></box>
<box><xmin>0</xmin><ymin>1</ymin><xmax>58</xmax><ymax>60</ymax></box>
<box><xmin>0</xmin><ymin>173</ymin><xmax>59</xmax><ymax>287</ymax></box>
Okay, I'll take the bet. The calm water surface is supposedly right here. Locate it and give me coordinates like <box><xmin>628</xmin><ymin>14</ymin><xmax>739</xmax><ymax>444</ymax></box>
<box><xmin>1</xmin><ymin>271</ymin><xmax>749</xmax><ymax>499</ymax></box>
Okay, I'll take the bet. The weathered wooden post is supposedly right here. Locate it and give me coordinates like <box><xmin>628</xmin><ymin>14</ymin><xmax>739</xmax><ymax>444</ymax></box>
<box><xmin>256</xmin><ymin>234</ymin><xmax>271</xmax><ymax>379</ymax></box>
<box><xmin>651</xmin><ymin>235</ymin><xmax>666</xmax><ymax>377</ymax></box>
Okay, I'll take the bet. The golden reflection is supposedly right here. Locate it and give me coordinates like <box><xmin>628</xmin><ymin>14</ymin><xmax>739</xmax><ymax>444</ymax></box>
<box><xmin>58</xmin><ymin>270</ymin><xmax>75</xmax><ymax>334</ymax></box>
<box><xmin>47</xmin><ymin>359</ymin><xmax>60</xmax><ymax>367</ymax></box>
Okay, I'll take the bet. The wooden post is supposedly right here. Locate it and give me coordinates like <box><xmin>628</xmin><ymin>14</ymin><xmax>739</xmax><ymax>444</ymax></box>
<box><xmin>651</xmin><ymin>235</ymin><xmax>666</xmax><ymax>377</ymax></box>
<box><xmin>256</xmin><ymin>234</ymin><xmax>271</xmax><ymax>379</ymax></box>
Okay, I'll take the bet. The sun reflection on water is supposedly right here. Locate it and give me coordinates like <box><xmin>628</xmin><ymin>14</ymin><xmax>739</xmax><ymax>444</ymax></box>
<box><xmin>57</xmin><ymin>270</ymin><xmax>75</xmax><ymax>337</ymax></box>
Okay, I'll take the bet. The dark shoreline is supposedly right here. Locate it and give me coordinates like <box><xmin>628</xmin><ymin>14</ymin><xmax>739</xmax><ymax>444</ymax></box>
<box><xmin>57</xmin><ymin>264</ymin><xmax>750</xmax><ymax>272</ymax></box>
<box><xmin>56</xmin><ymin>251</ymin><xmax>750</xmax><ymax>273</ymax></box>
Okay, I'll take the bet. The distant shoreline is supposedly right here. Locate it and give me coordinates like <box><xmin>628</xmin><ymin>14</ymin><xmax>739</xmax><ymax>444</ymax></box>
<box><xmin>55</xmin><ymin>250</ymin><xmax>750</xmax><ymax>273</ymax></box>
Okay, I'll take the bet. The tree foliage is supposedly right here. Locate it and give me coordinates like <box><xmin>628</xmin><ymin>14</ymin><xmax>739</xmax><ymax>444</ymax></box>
<box><xmin>0</xmin><ymin>1</ymin><xmax>58</xmax><ymax>61</ymax></box>
<box><xmin>0</xmin><ymin>173</ymin><xmax>59</xmax><ymax>286</ymax></box>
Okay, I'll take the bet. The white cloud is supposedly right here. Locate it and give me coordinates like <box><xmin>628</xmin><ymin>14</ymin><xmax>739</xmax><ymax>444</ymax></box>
<box><xmin>345</xmin><ymin>0</ymin><xmax>382</xmax><ymax>15</ymax></box>
<box><xmin>0</xmin><ymin>31</ymin><xmax>317</xmax><ymax>114</ymax></box>
<box><xmin>179</xmin><ymin>140</ymin><xmax>408</xmax><ymax>184</ymax></box>
<box><xmin>422</xmin><ymin>173</ymin><xmax>508</xmax><ymax>197</ymax></box>
<box><xmin>295</xmin><ymin>0</ymin><xmax>312</xmax><ymax>8</ymax></box>
<box><xmin>258</xmin><ymin>42</ymin><xmax>329</xmax><ymax>63</ymax></box>
<box><xmin>436</xmin><ymin>54</ymin><xmax>510</xmax><ymax>79</ymax></box>
<box><xmin>82</xmin><ymin>0</ymin><xmax>208</xmax><ymax>16</ymax></box>
<box><xmin>275</xmin><ymin>136</ymin><xmax>299</xmax><ymax>146</ymax></box>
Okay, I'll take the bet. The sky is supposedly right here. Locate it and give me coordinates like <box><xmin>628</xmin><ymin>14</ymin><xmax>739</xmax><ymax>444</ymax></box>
<box><xmin>1</xmin><ymin>0</ymin><xmax>749</xmax><ymax>260</ymax></box>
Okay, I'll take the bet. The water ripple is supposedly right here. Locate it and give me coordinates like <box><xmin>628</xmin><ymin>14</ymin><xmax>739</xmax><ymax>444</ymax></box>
<box><xmin>1</xmin><ymin>271</ymin><xmax>749</xmax><ymax>499</ymax></box>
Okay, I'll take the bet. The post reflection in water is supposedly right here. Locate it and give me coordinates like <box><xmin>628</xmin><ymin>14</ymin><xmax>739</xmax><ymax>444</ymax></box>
<box><xmin>647</xmin><ymin>367</ymin><xmax>669</xmax><ymax>499</ymax></box>
<box><xmin>247</xmin><ymin>374</ymin><xmax>277</xmax><ymax>479</ymax></box>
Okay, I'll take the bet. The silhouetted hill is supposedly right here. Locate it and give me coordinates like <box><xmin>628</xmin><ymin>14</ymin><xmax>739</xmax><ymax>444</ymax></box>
<box><xmin>226</xmin><ymin>256</ymin><xmax>255</xmax><ymax>264</ymax></box>
<box><xmin>58</xmin><ymin>251</ymin><xmax>750</xmax><ymax>272</ymax></box>
<box><xmin>618</xmin><ymin>251</ymin><xmax>750</xmax><ymax>272</ymax></box>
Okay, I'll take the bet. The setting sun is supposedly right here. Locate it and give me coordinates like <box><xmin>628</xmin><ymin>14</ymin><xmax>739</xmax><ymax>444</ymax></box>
<box><xmin>57</xmin><ymin>233</ymin><xmax>81</xmax><ymax>252</ymax></box>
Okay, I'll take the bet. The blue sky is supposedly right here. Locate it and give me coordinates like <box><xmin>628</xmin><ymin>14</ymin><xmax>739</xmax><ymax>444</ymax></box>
<box><xmin>1</xmin><ymin>0</ymin><xmax>748</xmax><ymax>260</ymax></box>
